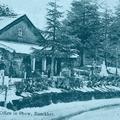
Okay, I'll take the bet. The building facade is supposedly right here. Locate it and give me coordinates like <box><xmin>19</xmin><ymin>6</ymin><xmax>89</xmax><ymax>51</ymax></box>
<box><xmin>0</xmin><ymin>14</ymin><xmax>77</xmax><ymax>78</ymax></box>
<box><xmin>0</xmin><ymin>15</ymin><xmax>47</xmax><ymax>77</ymax></box>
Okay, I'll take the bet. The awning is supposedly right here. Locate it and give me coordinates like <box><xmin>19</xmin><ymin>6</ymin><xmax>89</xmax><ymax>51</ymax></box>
<box><xmin>0</xmin><ymin>40</ymin><xmax>79</xmax><ymax>58</ymax></box>
<box><xmin>0</xmin><ymin>40</ymin><xmax>43</xmax><ymax>54</ymax></box>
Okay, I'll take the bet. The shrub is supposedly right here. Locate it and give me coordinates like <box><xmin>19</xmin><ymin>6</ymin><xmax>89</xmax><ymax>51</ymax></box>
<box><xmin>15</xmin><ymin>81</ymin><xmax>24</xmax><ymax>95</ymax></box>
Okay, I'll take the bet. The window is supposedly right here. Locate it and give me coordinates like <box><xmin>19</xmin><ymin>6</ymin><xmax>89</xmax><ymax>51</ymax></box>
<box><xmin>18</xmin><ymin>28</ymin><xmax>23</xmax><ymax>37</ymax></box>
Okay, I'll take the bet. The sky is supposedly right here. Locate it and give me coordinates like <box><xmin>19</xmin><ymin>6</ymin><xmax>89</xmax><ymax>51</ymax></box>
<box><xmin>0</xmin><ymin>0</ymin><xmax>118</xmax><ymax>30</ymax></box>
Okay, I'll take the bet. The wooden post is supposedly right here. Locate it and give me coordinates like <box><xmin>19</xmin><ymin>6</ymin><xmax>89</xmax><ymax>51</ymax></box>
<box><xmin>116</xmin><ymin>48</ymin><xmax>118</xmax><ymax>76</ymax></box>
<box><xmin>55</xmin><ymin>60</ymin><xmax>57</xmax><ymax>75</ymax></box>
<box><xmin>24</xmin><ymin>72</ymin><xmax>27</xmax><ymax>79</ymax></box>
<box><xmin>4</xmin><ymin>86</ymin><xmax>8</xmax><ymax>108</ymax></box>
<box><xmin>42</xmin><ymin>57</ymin><xmax>47</xmax><ymax>72</ymax></box>
<box><xmin>32</xmin><ymin>57</ymin><xmax>36</xmax><ymax>72</ymax></box>
<box><xmin>2</xmin><ymin>75</ymin><xmax>4</xmax><ymax>87</ymax></box>
<box><xmin>2</xmin><ymin>70</ymin><xmax>5</xmax><ymax>88</ymax></box>
<box><xmin>60</xmin><ymin>72</ymin><xmax>62</xmax><ymax>76</ymax></box>
<box><xmin>51</xmin><ymin>57</ymin><xmax>55</xmax><ymax>77</ymax></box>
<box><xmin>57</xmin><ymin>59</ymin><xmax>62</xmax><ymax>76</ymax></box>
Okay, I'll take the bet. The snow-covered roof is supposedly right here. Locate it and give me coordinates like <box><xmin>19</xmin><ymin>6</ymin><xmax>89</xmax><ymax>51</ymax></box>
<box><xmin>0</xmin><ymin>15</ymin><xmax>22</xmax><ymax>30</ymax></box>
<box><xmin>0</xmin><ymin>15</ymin><xmax>48</xmax><ymax>54</ymax></box>
<box><xmin>0</xmin><ymin>41</ymin><xmax>79</xmax><ymax>58</ymax></box>
<box><xmin>0</xmin><ymin>40</ymin><xmax>43</xmax><ymax>54</ymax></box>
<box><xmin>0</xmin><ymin>15</ymin><xmax>79</xmax><ymax>58</ymax></box>
<box><xmin>70</xmin><ymin>54</ymin><xmax>79</xmax><ymax>58</ymax></box>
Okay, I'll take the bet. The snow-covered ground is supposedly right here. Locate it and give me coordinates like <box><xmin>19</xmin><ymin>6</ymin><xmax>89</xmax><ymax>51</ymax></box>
<box><xmin>108</xmin><ymin>67</ymin><xmax>120</xmax><ymax>75</ymax></box>
<box><xmin>0</xmin><ymin>74</ymin><xmax>120</xmax><ymax>119</ymax></box>
<box><xmin>75</xmin><ymin>85</ymin><xmax>120</xmax><ymax>92</ymax></box>
<box><xmin>0</xmin><ymin>76</ymin><xmax>22</xmax><ymax>86</ymax></box>
<box><xmin>0</xmin><ymin>87</ymin><xmax>22</xmax><ymax>102</ymax></box>
<box><xmin>0</xmin><ymin>98</ymin><xmax>119</xmax><ymax>120</ymax></box>
<box><xmin>0</xmin><ymin>87</ymin><xmax>63</xmax><ymax>102</ymax></box>
<box><xmin>1</xmin><ymin>83</ymin><xmax>120</xmax><ymax>104</ymax></box>
<box><xmin>70</xmin><ymin>105</ymin><xmax>120</xmax><ymax>120</ymax></box>
<box><xmin>34</xmin><ymin>87</ymin><xmax>62</xmax><ymax>95</ymax></box>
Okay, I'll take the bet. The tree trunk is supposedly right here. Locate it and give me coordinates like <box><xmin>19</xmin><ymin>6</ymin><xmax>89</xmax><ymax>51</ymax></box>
<box><xmin>80</xmin><ymin>48</ymin><xmax>85</xmax><ymax>67</ymax></box>
<box><xmin>51</xmin><ymin>56</ymin><xmax>55</xmax><ymax>77</ymax></box>
<box><xmin>104</xmin><ymin>52</ymin><xmax>107</xmax><ymax>67</ymax></box>
<box><xmin>57</xmin><ymin>59</ymin><xmax>61</xmax><ymax>76</ymax></box>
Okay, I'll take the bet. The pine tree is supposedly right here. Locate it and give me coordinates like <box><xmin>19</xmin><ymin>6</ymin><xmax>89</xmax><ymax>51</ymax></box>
<box><xmin>0</xmin><ymin>4</ymin><xmax>17</xmax><ymax>17</ymax></box>
<box><xmin>110</xmin><ymin>3</ymin><xmax>120</xmax><ymax>49</ymax></box>
<box><xmin>34</xmin><ymin>0</ymin><xmax>72</xmax><ymax>77</ymax></box>
<box><xmin>109</xmin><ymin>1</ymin><xmax>120</xmax><ymax>72</ymax></box>
<box><xmin>98</xmin><ymin>8</ymin><xmax>113</xmax><ymax>66</ymax></box>
<box><xmin>64</xmin><ymin>0</ymin><xmax>100</xmax><ymax>67</ymax></box>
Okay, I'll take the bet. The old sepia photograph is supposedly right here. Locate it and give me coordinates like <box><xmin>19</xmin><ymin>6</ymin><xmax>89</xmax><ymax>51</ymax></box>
<box><xmin>0</xmin><ymin>0</ymin><xmax>119</xmax><ymax>120</ymax></box>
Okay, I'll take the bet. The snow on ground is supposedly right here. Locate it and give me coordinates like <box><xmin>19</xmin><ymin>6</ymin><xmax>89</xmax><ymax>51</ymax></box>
<box><xmin>76</xmin><ymin>86</ymin><xmax>95</xmax><ymax>92</ymax></box>
<box><xmin>86</xmin><ymin>65</ymin><xmax>120</xmax><ymax>76</ymax></box>
<box><xmin>0</xmin><ymin>87</ymin><xmax>22</xmax><ymax>103</ymax></box>
<box><xmin>0</xmin><ymin>86</ymin><xmax>62</xmax><ymax>102</ymax></box>
<box><xmin>0</xmin><ymin>98</ymin><xmax>120</xmax><ymax>120</ymax></box>
<box><xmin>70</xmin><ymin>105</ymin><xmax>120</xmax><ymax>120</ymax></box>
<box><xmin>11</xmin><ymin>98</ymin><xmax>120</xmax><ymax>120</ymax></box>
<box><xmin>106</xmin><ymin>85</ymin><xmax>120</xmax><ymax>91</ymax></box>
<box><xmin>10</xmin><ymin>78</ymin><xmax>22</xmax><ymax>84</ymax></box>
<box><xmin>75</xmin><ymin>85</ymin><xmax>120</xmax><ymax>92</ymax></box>
<box><xmin>108</xmin><ymin>67</ymin><xmax>120</xmax><ymax>75</ymax></box>
<box><xmin>0</xmin><ymin>106</ymin><xmax>12</xmax><ymax>112</ymax></box>
<box><xmin>1</xmin><ymin>83</ymin><xmax>120</xmax><ymax>103</ymax></box>
<box><xmin>21</xmin><ymin>92</ymin><xmax>32</xmax><ymax>97</ymax></box>
<box><xmin>34</xmin><ymin>87</ymin><xmax>62</xmax><ymax>95</ymax></box>
<box><xmin>0</xmin><ymin>76</ymin><xmax>22</xmax><ymax>86</ymax></box>
<box><xmin>0</xmin><ymin>77</ymin><xmax>22</xmax><ymax>102</ymax></box>
<box><xmin>21</xmin><ymin>88</ymin><xmax>62</xmax><ymax>97</ymax></box>
<box><xmin>100</xmin><ymin>61</ymin><xmax>108</xmax><ymax>77</ymax></box>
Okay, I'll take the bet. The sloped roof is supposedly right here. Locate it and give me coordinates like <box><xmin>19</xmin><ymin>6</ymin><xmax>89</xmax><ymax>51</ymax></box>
<box><xmin>0</xmin><ymin>40</ymin><xmax>78</xmax><ymax>58</ymax></box>
<box><xmin>0</xmin><ymin>40</ymin><xmax>42</xmax><ymax>54</ymax></box>
<box><xmin>0</xmin><ymin>15</ymin><xmax>22</xmax><ymax>30</ymax></box>
<box><xmin>0</xmin><ymin>15</ymin><xmax>78</xmax><ymax>58</ymax></box>
<box><xmin>0</xmin><ymin>14</ymin><xmax>44</xmax><ymax>41</ymax></box>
